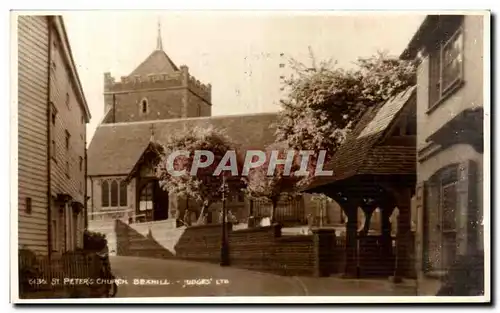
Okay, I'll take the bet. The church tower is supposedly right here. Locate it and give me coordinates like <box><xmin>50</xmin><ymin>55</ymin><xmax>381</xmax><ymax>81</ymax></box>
<box><xmin>102</xmin><ymin>19</ymin><xmax>212</xmax><ymax>124</ymax></box>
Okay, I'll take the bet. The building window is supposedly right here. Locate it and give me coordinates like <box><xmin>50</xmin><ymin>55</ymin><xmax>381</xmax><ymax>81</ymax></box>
<box><xmin>441</xmin><ymin>182</ymin><xmax>458</xmax><ymax>232</ymax></box>
<box><xmin>120</xmin><ymin>181</ymin><xmax>127</xmax><ymax>206</ymax></box>
<box><xmin>25</xmin><ymin>197</ymin><xmax>32</xmax><ymax>214</ymax></box>
<box><xmin>428</xmin><ymin>26</ymin><xmax>464</xmax><ymax>108</ymax></box>
<box><xmin>423</xmin><ymin>164</ymin><xmax>460</xmax><ymax>271</ymax></box>
<box><xmin>140</xmin><ymin>98</ymin><xmax>148</xmax><ymax>114</ymax></box>
<box><xmin>79</xmin><ymin>156</ymin><xmax>83</xmax><ymax>172</ymax></box>
<box><xmin>110</xmin><ymin>180</ymin><xmax>118</xmax><ymax>207</ymax></box>
<box><xmin>441</xmin><ymin>30</ymin><xmax>464</xmax><ymax>93</ymax></box>
<box><xmin>65</xmin><ymin>130</ymin><xmax>70</xmax><ymax>150</ymax></box>
<box><xmin>101</xmin><ymin>178</ymin><xmax>128</xmax><ymax>208</ymax></box>
<box><xmin>101</xmin><ymin>180</ymin><xmax>110</xmax><ymax>207</ymax></box>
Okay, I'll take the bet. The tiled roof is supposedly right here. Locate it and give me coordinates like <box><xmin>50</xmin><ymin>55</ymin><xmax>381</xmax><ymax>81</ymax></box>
<box><xmin>87</xmin><ymin>112</ymin><xmax>279</xmax><ymax>176</ymax></box>
<box><xmin>129</xmin><ymin>50</ymin><xmax>179</xmax><ymax>76</ymax></box>
<box><xmin>306</xmin><ymin>86</ymin><xmax>416</xmax><ymax>191</ymax></box>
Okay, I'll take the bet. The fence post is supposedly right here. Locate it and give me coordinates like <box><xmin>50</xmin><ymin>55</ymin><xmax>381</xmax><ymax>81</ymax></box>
<box><xmin>312</xmin><ymin>228</ymin><xmax>336</xmax><ymax>277</ymax></box>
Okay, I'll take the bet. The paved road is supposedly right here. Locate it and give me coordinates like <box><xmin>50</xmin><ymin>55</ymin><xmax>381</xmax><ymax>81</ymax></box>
<box><xmin>109</xmin><ymin>256</ymin><xmax>419</xmax><ymax>298</ymax></box>
<box><xmin>109</xmin><ymin>256</ymin><xmax>306</xmax><ymax>297</ymax></box>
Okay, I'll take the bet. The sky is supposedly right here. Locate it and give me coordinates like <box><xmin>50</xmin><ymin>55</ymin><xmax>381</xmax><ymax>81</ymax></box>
<box><xmin>62</xmin><ymin>11</ymin><xmax>426</xmax><ymax>143</ymax></box>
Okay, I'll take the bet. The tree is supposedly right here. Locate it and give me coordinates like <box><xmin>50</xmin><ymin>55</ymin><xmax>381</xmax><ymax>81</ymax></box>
<box><xmin>242</xmin><ymin>142</ymin><xmax>307</xmax><ymax>224</ymax></box>
<box><xmin>275</xmin><ymin>50</ymin><xmax>416</xmax><ymax>169</ymax></box>
<box><xmin>156</xmin><ymin>126</ymin><xmax>241</xmax><ymax>225</ymax></box>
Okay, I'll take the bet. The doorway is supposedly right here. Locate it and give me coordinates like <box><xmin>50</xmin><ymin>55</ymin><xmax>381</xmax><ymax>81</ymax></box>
<box><xmin>138</xmin><ymin>179</ymin><xmax>169</xmax><ymax>222</ymax></box>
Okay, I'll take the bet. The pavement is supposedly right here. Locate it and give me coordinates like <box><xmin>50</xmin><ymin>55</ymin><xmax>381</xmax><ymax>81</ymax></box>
<box><xmin>109</xmin><ymin>256</ymin><xmax>421</xmax><ymax>298</ymax></box>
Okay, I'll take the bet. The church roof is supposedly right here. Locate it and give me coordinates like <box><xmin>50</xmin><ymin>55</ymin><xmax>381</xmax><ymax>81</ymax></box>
<box><xmin>305</xmin><ymin>86</ymin><xmax>417</xmax><ymax>191</ymax></box>
<box><xmin>128</xmin><ymin>49</ymin><xmax>179</xmax><ymax>76</ymax></box>
<box><xmin>87</xmin><ymin>112</ymin><xmax>279</xmax><ymax>176</ymax></box>
<box><xmin>128</xmin><ymin>20</ymin><xmax>179</xmax><ymax>76</ymax></box>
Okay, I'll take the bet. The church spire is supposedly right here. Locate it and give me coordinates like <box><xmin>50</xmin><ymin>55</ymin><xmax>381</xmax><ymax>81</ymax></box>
<box><xmin>156</xmin><ymin>18</ymin><xmax>163</xmax><ymax>51</ymax></box>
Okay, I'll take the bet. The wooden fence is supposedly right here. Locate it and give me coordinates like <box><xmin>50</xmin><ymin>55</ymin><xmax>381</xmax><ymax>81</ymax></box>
<box><xmin>18</xmin><ymin>250</ymin><xmax>102</xmax><ymax>297</ymax></box>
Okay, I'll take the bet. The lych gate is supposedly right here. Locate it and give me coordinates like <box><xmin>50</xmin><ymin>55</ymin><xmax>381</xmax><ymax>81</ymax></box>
<box><xmin>126</xmin><ymin>141</ymin><xmax>170</xmax><ymax>223</ymax></box>
<box><xmin>305</xmin><ymin>86</ymin><xmax>417</xmax><ymax>281</ymax></box>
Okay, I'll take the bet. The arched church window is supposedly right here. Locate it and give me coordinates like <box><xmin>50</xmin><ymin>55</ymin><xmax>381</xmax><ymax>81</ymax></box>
<box><xmin>101</xmin><ymin>178</ymin><xmax>128</xmax><ymax>208</ymax></box>
<box><xmin>101</xmin><ymin>180</ymin><xmax>109</xmax><ymax>207</ymax></box>
<box><xmin>140</xmin><ymin>98</ymin><xmax>148</xmax><ymax>114</ymax></box>
<box><xmin>110</xmin><ymin>180</ymin><xmax>118</xmax><ymax>207</ymax></box>
<box><xmin>120</xmin><ymin>180</ymin><xmax>127</xmax><ymax>206</ymax></box>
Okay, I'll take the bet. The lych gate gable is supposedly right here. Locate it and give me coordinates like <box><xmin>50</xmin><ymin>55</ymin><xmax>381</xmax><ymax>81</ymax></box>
<box><xmin>378</xmin><ymin>93</ymin><xmax>417</xmax><ymax>147</ymax></box>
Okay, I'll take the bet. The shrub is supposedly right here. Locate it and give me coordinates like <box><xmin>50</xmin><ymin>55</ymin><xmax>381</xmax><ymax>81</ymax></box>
<box><xmin>83</xmin><ymin>230</ymin><xmax>107</xmax><ymax>252</ymax></box>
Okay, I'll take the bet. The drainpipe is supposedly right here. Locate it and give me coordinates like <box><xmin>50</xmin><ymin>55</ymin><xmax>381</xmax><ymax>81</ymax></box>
<box><xmin>90</xmin><ymin>176</ymin><xmax>94</xmax><ymax>222</ymax></box>
<box><xmin>84</xmin><ymin>141</ymin><xmax>88</xmax><ymax>229</ymax></box>
<box><xmin>63</xmin><ymin>203</ymin><xmax>67</xmax><ymax>252</ymax></box>
<box><xmin>46</xmin><ymin>17</ymin><xmax>53</xmax><ymax>258</ymax></box>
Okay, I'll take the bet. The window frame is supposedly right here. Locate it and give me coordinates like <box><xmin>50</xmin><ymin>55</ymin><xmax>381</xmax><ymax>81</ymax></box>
<box><xmin>428</xmin><ymin>26</ymin><xmax>465</xmax><ymax>112</ymax></box>
<box><xmin>139</xmin><ymin>182</ymin><xmax>154</xmax><ymax>212</ymax></box>
<box><xmin>440</xmin><ymin>27</ymin><xmax>464</xmax><ymax>95</ymax></box>
<box><xmin>120</xmin><ymin>180</ymin><xmax>128</xmax><ymax>207</ymax></box>
<box><xmin>101</xmin><ymin>178</ymin><xmax>128</xmax><ymax>209</ymax></box>
<box><xmin>101</xmin><ymin>180</ymin><xmax>110</xmax><ymax>207</ymax></box>
<box><xmin>440</xmin><ymin>181</ymin><xmax>458</xmax><ymax>233</ymax></box>
<box><xmin>110</xmin><ymin>180</ymin><xmax>119</xmax><ymax>207</ymax></box>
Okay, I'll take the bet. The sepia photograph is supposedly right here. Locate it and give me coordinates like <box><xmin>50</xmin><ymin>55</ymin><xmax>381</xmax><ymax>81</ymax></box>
<box><xmin>11</xmin><ymin>10</ymin><xmax>490</xmax><ymax>303</ymax></box>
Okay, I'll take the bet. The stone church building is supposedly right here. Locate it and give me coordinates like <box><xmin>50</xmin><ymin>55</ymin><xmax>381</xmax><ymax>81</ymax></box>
<box><xmin>86</xmin><ymin>26</ymin><xmax>350</xmax><ymax>229</ymax></box>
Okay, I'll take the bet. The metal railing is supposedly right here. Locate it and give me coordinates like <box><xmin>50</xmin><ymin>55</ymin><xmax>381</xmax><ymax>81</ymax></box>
<box><xmin>88</xmin><ymin>209</ymin><xmax>151</xmax><ymax>224</ymax></box>
<box><xmin>88</xmin><ymin>209</ymin><xmax>134</xmax><ymax>222</ymax></box>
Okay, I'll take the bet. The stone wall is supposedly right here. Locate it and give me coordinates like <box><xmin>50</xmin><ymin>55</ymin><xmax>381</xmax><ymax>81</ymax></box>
<box><xmin>114</xmin><ymin>219</ymin><xmax>183</xmax><ymax>259</ymax></box>
<box><xmin>174</xmin><ymin>223</ymin><xmax>344</xmax><ymax>277</ymax></box>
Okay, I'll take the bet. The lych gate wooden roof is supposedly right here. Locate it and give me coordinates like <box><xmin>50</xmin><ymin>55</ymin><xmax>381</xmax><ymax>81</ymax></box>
<box><xmin>306</xmin><ymin>86</ymin><xmax>417</xmax><ymax>192</ymax></box>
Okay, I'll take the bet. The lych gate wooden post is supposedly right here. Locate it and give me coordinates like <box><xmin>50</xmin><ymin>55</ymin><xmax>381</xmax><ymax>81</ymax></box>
<box><xmin>380</xmin><ymin>202</ymin><xmax>395</xmax><ymax>276</ymax></box>
<box><xmin>390</xmin><ymin>187</ymin><xmax>413</xmax><ymax>282</ymax></box>
<box><xmin>341</xmin><ymin>199</ymin><xmax>360</xmax><ymax>278</ymax></box>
